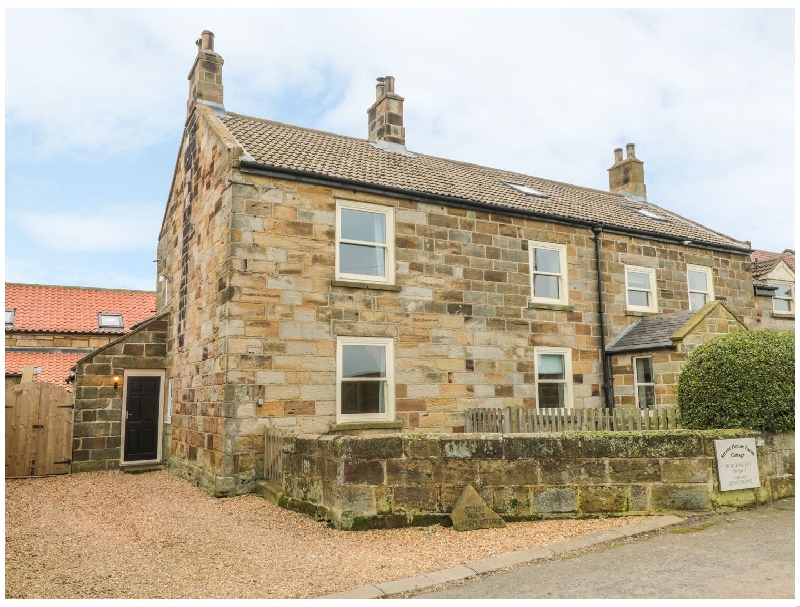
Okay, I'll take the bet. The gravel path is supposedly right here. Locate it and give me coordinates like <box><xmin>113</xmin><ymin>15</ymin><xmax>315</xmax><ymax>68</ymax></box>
<box><xmin>6</xmin><ymin>470</ymin><xmax>654</xmax><ymax>599</ymax></box>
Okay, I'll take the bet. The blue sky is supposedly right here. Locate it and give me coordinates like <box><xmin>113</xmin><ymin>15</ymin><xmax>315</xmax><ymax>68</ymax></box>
<box><xmin>4</xmin><ymin>9</ymin><xmax>795</xmax><ymax>292</ymax></box>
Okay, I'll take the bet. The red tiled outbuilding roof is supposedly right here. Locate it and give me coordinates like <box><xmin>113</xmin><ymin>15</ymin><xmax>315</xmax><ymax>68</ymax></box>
<box><xmin>5</xmin><ymin>351</ymin><xmax>86</xmax><ymax>389</ymax></box>
<box><xmin>5</xmin><ymin>283</ymin><xmax>156</xmax><ymax>334</ymax></box>
<box><xmin>751</xmin><ymin>249</ymin><xmax>795</xmax><ymax>276</ymax></box>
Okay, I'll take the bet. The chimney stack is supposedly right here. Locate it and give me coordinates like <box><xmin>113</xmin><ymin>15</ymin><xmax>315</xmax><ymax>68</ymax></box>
<box><xmin>187</xmin><ymin>30</ymin><xmax>224</xmax><ymax>116</ymax></box>
<box><xmin>368</xmin><ymin>76</ymin><xmax>405</xmax><ymax>146</ymax></box>
<box><xmin>608</xmin><ymin>143</ymin><xmax>647</xmax><ymax>200</ymax></box>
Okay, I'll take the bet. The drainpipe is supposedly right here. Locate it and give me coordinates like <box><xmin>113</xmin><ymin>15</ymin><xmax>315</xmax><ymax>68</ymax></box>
<box><xmin>592</xmin><ymin>226</ymin><xmax>613</xmax><ymax>409</ymax></box>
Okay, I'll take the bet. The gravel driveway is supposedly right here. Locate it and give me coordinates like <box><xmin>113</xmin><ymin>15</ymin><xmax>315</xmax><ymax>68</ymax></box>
<box><xmin>6</xmin><ymin>470</ymin><xmax>652</xmax><ymax>599</ymax></box>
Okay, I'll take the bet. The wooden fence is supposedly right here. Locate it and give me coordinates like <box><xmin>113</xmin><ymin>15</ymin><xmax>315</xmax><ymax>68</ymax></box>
<box><xmin>264</xmin><ymin>427</ymin><xmax>287</xmax><ymax>486</ymax></box>
<box><xmin>465</xmin><ymin>407</ymin><xmax>679</xmax><ymax>434</ymax></box>
<box><xmin>5</xmin><ymin>382</ymin><xmax>74</xmax><ymax>477</ymax></box>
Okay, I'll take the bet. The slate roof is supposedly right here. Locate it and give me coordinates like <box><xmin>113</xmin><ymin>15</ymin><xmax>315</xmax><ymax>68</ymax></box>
<box><xmin>5</xmin><ymin>350</ymin><xmax>86</xmax><ymax>389</ymax></box>
<box><xmin>218</xmin><ymin>112</ymin><xmax>750</xmax><ymax>252</ymax></box>
<box><xmin>5</xmin><ymin>283</ymin><xmax>156</xmax><ymax>334</ymax></box>
<box><xmin>750</xmin><ymin>249</ymin><xmax>795</xmax><ymax>276</ymax></box>
<box><xmin>605</xmin><ymin>311</ymin><xmax>693</xmax><ymax>354</ymax></box>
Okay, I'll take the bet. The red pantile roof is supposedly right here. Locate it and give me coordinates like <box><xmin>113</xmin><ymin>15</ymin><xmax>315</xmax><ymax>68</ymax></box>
<box><xmin>5</xmin><ymin>284</ymin><xmax>156</xmax><ymax>334</ymax></box>
<box><xmin>5</xmin><ymin>351</ymin><xmax>85</xmax><ymax>389</ymax></box>
<box><xmin>751</xmin><ymin>250</ymin><xmax>795</xmax><ymax>277</ymax></box>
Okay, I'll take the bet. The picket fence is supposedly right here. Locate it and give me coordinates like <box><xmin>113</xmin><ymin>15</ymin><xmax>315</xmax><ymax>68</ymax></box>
<box><xmin>464</xmin><ymin>406</ymin><xmax>679</xmax><ymax>434</ymax></box>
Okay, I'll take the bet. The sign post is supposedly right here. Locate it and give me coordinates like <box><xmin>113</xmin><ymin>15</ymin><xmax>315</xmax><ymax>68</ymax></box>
<box><xmin>714</xmin><ymin>438</ymin><xmax>761</xmax><ymax>491</ymax></box>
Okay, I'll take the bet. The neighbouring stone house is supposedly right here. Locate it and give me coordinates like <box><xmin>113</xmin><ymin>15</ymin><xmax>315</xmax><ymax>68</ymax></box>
<box><xmin>750</xmin><ymin>249</ymin><xmax>795</xmax><ymax>330</ymax></box>
<box><xmin>73</xmin><ymin>31</ymin><xmax>777</xmax><ymax>496</ymax></box>
<box><xmin>5</xmin><ymin>283</ymin><xmax>156</xmax><ymax>390</ymax></box>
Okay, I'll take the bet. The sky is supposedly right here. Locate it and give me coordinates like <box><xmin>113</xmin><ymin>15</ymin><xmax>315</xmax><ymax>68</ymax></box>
<box><xmin>4</xmin><ymin>8</ymin><xmax>795</xmax><ymax>292</ymax></box>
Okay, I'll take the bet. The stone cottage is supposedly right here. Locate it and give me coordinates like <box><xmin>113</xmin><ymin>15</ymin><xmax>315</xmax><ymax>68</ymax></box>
<box><xmin>73</xmin><ymin>31</ymin><xmax>766</xmax><ymax>495</ymax></box>
<box><xmin>750</xmin><ymin>249</ymin><xmax>794</xmax><ymax>330</ymax></box>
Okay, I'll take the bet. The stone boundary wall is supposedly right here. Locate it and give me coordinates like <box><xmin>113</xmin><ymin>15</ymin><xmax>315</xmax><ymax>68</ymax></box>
<box><xmin>273</xmin><ymin>430</ymin><xmax>794</xmax><ymax>529</ymax></box>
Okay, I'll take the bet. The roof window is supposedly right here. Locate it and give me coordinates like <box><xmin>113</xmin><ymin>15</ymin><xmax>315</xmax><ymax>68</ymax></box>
<box><xmin>504</xmin><ymin>182</ymin><xmax>549</xmax><ymax>199</ymax></box>
<box><xmin>98</xmin><ymin>313</ymin><xmax>124</xmax><ymax>329</ymax></box>
<box><xmin>5</xmin><ymin>308</ymin><xmax>15</xmax><ymax>325</ymax></box>
<box><xmin>624</xmin><ymin>205</ymin><xmax>668</xmax><ymax>222</ymax></box>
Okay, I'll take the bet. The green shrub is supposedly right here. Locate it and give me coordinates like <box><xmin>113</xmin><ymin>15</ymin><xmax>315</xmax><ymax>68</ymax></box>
<box><xmin>677</xmin><ymin>330</ymin><xmax>795</xmax><ymax>432</ymax></box>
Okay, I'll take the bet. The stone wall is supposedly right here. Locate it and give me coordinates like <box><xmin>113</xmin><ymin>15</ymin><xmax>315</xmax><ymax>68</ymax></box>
<box><xmin>72</xmin><ymin>315</ymin><xmax>168</xmax><ymax>471</ymax></box>
<box><xmin>5</xmin><ymin>332</ymin><xmax>119</xmax><ymax>350</ymax></box>
<box><xmin>271</xmin><ymin>430</ymin><xmax>794</xmax><ymax>529</ymax></box>
<box><xmin>157</xmin><ymin>103</ymin><xmax>246</xmax><ymax>495</ymax></box>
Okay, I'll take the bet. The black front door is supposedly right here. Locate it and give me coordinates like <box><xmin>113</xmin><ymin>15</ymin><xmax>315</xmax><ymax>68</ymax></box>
<box><xmin>123</xmin><ymin>376</ymin><xmax>160</xmax><ymax>461</ymax></box>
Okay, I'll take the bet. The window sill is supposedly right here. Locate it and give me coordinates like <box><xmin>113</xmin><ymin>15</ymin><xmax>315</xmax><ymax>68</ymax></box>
<box><xmin>331</xmin><ymin>280</ymin><xmax>401</xmax><ymax>292</ymax></box>
<box><xmin>329</xmin><ymin>420</ymin><xmax>404</xmax><ymax>432</ymax></box>
<box><xmin>528</xmin><ymin>301</ymin><xmax>574</xmax><ymax>312</ymax></box>
<box><xmin>772</xmin><ymin>311</ymin><xmax>795</xmax><ymax>319</ymax></box>
<box><xmin>625</xmin><ymin>310</ymin><xmax>659</xmax><ymax>317</ymax></box>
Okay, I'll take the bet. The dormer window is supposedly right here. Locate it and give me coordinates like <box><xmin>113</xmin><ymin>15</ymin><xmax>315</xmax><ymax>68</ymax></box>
<box><xmin>98</xmin><ymin>313</ymin><xmax>124</xmax><ymax>329</ymax></box>
<box><xmin>504</xmin><ymin>182</ymin><xmax>549</xmax><ymax>199</ymax></box>
<box><xmin>5</xmin><ymin>309</ymin><xmax>15</xmax><ymax>325</ymax></box>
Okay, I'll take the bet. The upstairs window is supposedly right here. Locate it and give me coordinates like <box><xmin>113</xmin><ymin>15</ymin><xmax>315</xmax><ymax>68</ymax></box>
<box><xmin>625</xmin><ymin>266</ymin><xmax>658</xmax><ymax>313</ymax></box>
<box><xmin>529</xmin><ymin>242</ymin><xmax>568</xmax><ymax>305</ymax></box>
<box><xmin>771</xmin><ymin>281</ymin><xmax>794</xmax><ymax>313</ymax></box>
<box><xmin>336</xmin><ymin>337</ymin><xmax>394</xmax><ymax>423</ymax></box>
<box><xmin>534</xmin><ymin>347</ymin><xmax>573</xmax><ymax>409</ymax></box>
<box><xmin>634</xmin><ymin>356</ymin><xmax>656</xmax><ymax>410</ymax></box>
<box><xmin>335</xmin><ymin>200</ymin><xmax>394</xmax><ymax>284</ymax></box>
<box><xmin>687</xmin><ymin>265</ymin><xmax>714</xmax><ymax>312</ymax></box>
<box><xmin>98</xmin><ymin>313</ymin><xmax>124</xmax><ymax>329</ymax></box>
<box><xmin>5</xmin><ymin>308</ymin><xmax>15</xmax><ymax>325</ymax></box>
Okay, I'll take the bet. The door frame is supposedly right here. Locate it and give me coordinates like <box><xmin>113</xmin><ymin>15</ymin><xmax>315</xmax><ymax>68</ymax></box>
<box><xmin>119</xmin><ymin>369</ymin><xmax>165</xmax><ymax>466</ymax></box>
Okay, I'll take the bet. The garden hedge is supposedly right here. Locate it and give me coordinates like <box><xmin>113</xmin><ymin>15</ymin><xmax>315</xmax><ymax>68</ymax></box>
<box><xmin>677</xmin><ymin>330</ymin><xmax>795</xmax><ymax>432</ymax></box>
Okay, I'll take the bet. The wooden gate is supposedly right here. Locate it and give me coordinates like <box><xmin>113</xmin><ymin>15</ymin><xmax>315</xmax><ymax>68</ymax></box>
<box><xmin>5</xmin><ymin>382</ymin><xmax>74</xmax><ymax>477</ymax></box>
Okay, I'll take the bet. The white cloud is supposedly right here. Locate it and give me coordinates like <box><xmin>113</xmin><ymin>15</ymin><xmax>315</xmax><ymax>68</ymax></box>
<box><xmin>17</xmin><ymin>205</ymin><xmax>159</xmax><ymax>252</ymax></box>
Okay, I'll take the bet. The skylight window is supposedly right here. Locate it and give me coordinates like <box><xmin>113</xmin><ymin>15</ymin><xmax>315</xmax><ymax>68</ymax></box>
<box><xmin>5</xmin><ymin>309</ymin><xmax>15</xmax><ymax>325</ymax></box>
<box><xmin>504</xmin><ymin>182</ymin><xmax>549</xmax><ymax>199</ymax></box>
<box><xmin>624</xmin><ymin>205</ymin><xmax>668</xmax><ymax>222</ymax></box>
<box><xmin>98</xmin><ymin>313</ymin><xmax>124</xmax><ymax>329</ymax></box>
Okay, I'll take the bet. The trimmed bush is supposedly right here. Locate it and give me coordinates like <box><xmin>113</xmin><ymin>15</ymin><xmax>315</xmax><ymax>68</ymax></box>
<box><xmin>677</xmin><ymin>330</ymin><xmax>794</xmax><ymax>432</ymax></box>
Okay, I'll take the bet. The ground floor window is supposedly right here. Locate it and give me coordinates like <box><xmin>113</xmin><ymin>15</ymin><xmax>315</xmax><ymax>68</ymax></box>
<box><xmin>534</xmin><ymin>347</ymin><xmax>573</xmax><ymax>408</ymax></box>
<box><xmin>336</xmin><ymin>336</ymin><xmax>394</xmax><ymax>423</ymax></box>
<box><xmin>634</xmin><ymin>356</ymin><xmax>656</xmax><ymax>410</ymax></box>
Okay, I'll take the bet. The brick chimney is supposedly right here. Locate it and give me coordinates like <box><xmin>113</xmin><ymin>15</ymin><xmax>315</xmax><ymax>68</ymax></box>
<box><xmin>187</xmin><ymin>30</ymin><xmax>224</xmax><ymax>116</ymax></box>
<box><xmin>608</xmin><ymin>143</ymin><xmax>646</xmax><ymax>201</ymax></box>
<box><xmin>368</xmin><ymin>76</ymin><xmax>405</xmax><ymax>146</ymax></box>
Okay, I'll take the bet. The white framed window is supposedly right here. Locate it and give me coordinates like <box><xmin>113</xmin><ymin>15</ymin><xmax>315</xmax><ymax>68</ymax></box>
<box><xmin>771</xmin><ymin>280</ymin><xmax>794</xmax><ymax>313</ymax></box>
<box><xmin>5</xmin><ymin>308</ymin><xmax>15</xmax><ymax>325</ymax></box>
<box><xmin>633</xmin><ymin>356</ymin><xmax>656</xmax><ymax>410</ymax></box>
<box><xmin>687</xmin><ymin>265</ymin><xmax>714</xmax><ymax>312</ymax></box>
<box><xmin>624</xmin><ymin>266</ymin><xmax>658</xmax><ymax>313</ymax></box>
<box><xmin>336</xmin><ymin>336</ymin><xmax>395</xmax><ymax>423</ymax></box>
<box><xmin>529</xmin><ymin>241</ymin><xmax>568</xmax><ymax>305</ymax></box>
<box><xmin>98</xmin><ymin>313</ymin><xmax>124</xmax><ymax>329</ymax></box>
<box><xmin>335</xmin><ymin>200</ymin><xmax>394</xmax><ymax>284</ymax></box>
<box><xmin>534</xmin><ymin>347</ymin><xmax>573</xmax><ymax>409</ymax></box>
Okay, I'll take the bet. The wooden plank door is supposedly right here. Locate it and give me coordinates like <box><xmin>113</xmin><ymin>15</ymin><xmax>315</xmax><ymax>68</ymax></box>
<box><xmin>123</xmin><ymin>376</ymin><xmax>161</xmax><ymax>462</ymax></box>
<box><xmin>5</xmin><ymin>382</ymin><xmax>74</xmax><ymax>477</ymax></box>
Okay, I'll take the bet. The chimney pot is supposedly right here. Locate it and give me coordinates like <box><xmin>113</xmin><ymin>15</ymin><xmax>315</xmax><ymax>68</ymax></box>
<box><xmin>626</xmin><ymin>143</ymin><xmax>636</xmax><ymax>158</ymax></box>
<box><xmin>375</xmin><ymin>77</ymin><xmax>385</xmax><ymax>100</ymax></box>
<box><xmin>200</xmin><ymin>30</ymin><xmax>215</xmax><ymax>52</ymax></box>
<box><xmin>613</xmin><ymin>148</ymin><xmax>623</xmax><ymax>163</ymax></box>
<box><xmin>384</xmin><ymin>76</ymin><xmax>395</xmax><ymax>94</ymax></box>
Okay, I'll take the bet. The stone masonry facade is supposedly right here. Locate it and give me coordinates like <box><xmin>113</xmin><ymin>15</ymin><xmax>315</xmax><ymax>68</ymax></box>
<box><xmin>72</xmin><ymin>314</ymin><xmax>168</xmax><ymax>471</ymax></box>
<box><xmin>155</xmin><ymin>103</ymin><xmax>759</xmax><ymax>495</ymax></box>
<box><xmin>610</xmin><ymin>301</ymin><xmax>749</xmax><ymax>408</ymax></box>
